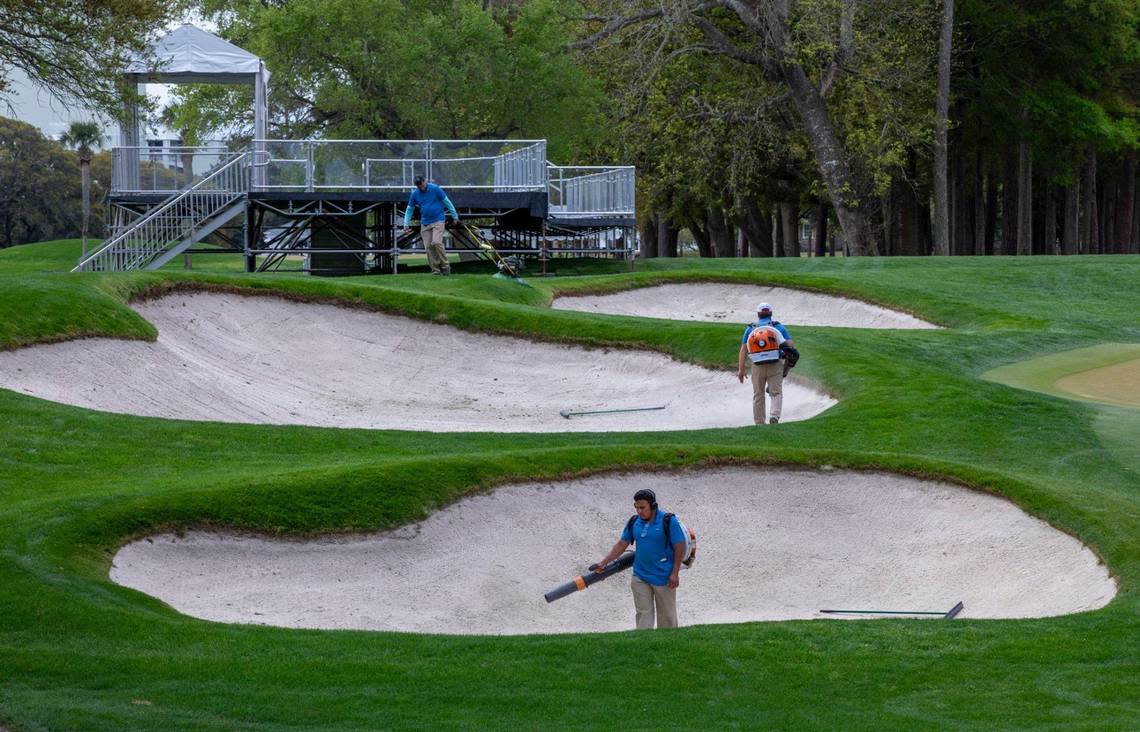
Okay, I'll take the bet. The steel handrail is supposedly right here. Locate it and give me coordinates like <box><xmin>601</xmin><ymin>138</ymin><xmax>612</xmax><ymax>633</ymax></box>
<box><xmin>75</xmin><ymin>152</ymin><xmax>249</xmax><ymax>272</ymax></box>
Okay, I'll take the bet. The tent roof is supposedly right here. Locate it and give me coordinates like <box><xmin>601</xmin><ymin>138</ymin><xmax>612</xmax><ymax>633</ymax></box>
<box><xmin>125</xmin><ymin>23</ymin><xmax>264</xmax><ymax>83</ymax></box>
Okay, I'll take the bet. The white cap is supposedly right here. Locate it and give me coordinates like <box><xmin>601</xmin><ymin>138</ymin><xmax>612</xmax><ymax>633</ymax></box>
<box><xmin>756</xmin><ymin>302</ymin><xmax>773</xmax><ymax>314</ymax></box>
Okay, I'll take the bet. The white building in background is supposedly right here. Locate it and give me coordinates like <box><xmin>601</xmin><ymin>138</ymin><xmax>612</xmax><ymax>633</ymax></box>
<box><xmin>144</xmin><ymin>137</ymin><xmax>192</xmax><ymax>171</ymax></box>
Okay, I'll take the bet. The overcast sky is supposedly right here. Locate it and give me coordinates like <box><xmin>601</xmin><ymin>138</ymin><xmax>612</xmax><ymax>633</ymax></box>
<box><xmin>4</xmin><ymin>14</ymin><xmax>214</xmax><ymax>143</ymax></box>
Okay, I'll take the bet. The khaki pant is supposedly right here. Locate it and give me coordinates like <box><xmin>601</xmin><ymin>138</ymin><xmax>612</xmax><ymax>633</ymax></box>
<box><xmin>420</xmin><ymin>221</ymin><xmax>449</xmax><ymax>274</ymax></box>
<box><xmin>631</xmin><ymin>575</ymin><xmax>678</xmax><ymax>629</ymax></box>
<box><xmin>751</xmin><ymin>359</ymin><xmax>784</xmax><ymax>424</ymax></box>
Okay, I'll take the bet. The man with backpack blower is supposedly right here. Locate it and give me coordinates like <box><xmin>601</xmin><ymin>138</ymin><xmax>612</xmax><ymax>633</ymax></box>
<box><xmin>737</xmin><ymin>302</ymin><xmax>800</xmax><ymax>425</ymax></box>
<box><xmin>593</xmin><ymin>489</ymin><xmax>693</xmax><ymax>629</ymax></box>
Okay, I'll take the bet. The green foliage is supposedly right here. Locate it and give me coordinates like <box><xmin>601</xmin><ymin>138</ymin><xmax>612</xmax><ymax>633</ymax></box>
<box><xmin>0</xmin><ymin>0</ymin><xmax>175</xmax><ymax>111</ymax></box>
<box><xmin>582</xmin><ymin>0</ymin><xmax>941</xmax><ymax>231</ymax></box>
<box><xmin>59</xmin><ymin>122</ymin><xmax>105</xmax><ymax>160</ymax></box>
<box><xmin>819</xmin><ymin>1</ymin><xmax>940</xmax><ymax>196</ymax></box>
<box><xmin>956</xmin><ymin>0</ymin><xmax>1140</xmax><ymax>175</ymax></box>
<box><xmin>0</xmin><ymin>118</ymin><xmax>80</xmax><ymax>247</ymax></box>
<box><xmin>167</xmin><ymin>0</ymin><xmax>605</xmax><ymax>160</ymax></box>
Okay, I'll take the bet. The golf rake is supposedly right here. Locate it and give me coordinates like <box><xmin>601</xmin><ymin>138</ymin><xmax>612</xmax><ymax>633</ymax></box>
<box><xmin>820</xmin><ymin>601</ymin><xmax>964</xmax><ymax>619</ymax></box>
<box><xmin>559</xmin><ymin>405</ymin><xmax>667</xmax><ymax>419</ymax></box>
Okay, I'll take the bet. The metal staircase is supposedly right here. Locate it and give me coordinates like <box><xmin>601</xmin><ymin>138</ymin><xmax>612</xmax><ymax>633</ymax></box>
<box><xmin>73</xmin><ymin>153</ymin><xmax>250</xmax><ymax>272</ymax></box>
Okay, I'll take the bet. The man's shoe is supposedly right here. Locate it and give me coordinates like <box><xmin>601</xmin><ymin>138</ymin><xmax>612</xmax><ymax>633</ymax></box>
<box><xmin>769</xmin><ymin>416</ymin><xmax>779</xmax><ymax>425</ymax></box>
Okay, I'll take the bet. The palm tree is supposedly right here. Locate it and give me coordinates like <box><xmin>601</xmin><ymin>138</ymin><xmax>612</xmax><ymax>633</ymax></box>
<box><xmin>60</xmin><ymin>121</ymin><xmax>104</xmax><ymax>257</ymax></box>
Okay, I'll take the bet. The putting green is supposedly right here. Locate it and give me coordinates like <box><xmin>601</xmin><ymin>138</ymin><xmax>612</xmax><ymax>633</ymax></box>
<box><xmin>1055</xmin><ymin>358</ymin><xmax>1140</xmax><ymax>408</ymax></box>
<box><xmin>982</xmin><ymin>343</ymin><xmax>1140</xmax><ymax>409</ymax></box>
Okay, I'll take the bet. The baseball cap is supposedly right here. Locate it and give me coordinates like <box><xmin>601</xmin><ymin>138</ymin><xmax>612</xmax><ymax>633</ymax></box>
<box><xmin>756</xmin><ymin>302</ymin><xmax>773</xmax><ymax>314</ymax></box>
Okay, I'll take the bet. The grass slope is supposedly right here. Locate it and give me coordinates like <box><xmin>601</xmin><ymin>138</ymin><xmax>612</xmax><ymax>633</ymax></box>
<box><xmin>1</xmin><ymin>240</ymin><xmax>1138</xmax><ymax>730</ymax></box>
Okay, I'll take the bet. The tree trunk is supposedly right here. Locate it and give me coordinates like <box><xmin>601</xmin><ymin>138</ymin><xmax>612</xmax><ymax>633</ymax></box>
<box><xmin>740</xmin><ymin>198</ymin><xmax>773</xmax><ymax>257</ymax></box>
<box><xmin>1001</xmin><ymin>147</ymin><xmax>1018</xmax><ymax>255</ymax></box>
<box><xmin>688</xmin><ymin>211</ymin><xmax>714</xmax><ymax>258</ymax></box>
<box><xmin>782</xmin><ymin>62</ymin><xmax>875</xmax><ymax>255</ymax></box>
<box><xmin>773</xmin><ymin>208</ymin><xmax>785</xmax><ymax>257</ymax></box>
<box><xmin>1117</xmin><ymin>153</ymin><xmax>1135</xmax><ymax>254</ymax></box>
<box><xmin>889</xmin><ymin>168</ymin><xmax>928</xmax><ymax>256</ymax></box>
<box><xmin>1104</xmin><ymin>179</ymin><xmax>1116</xmax><ymax>253</ymax></box>
<box><xmin>1081</xmin><ymin>146</ymin><xmax>1097</xmax><ymax>254</ymax></box>
<box><xmin>932</xmin><ymin>0</ymin><xmax>953</xmax><ymax>255</ymax></box>
<box><xmin>80</xmin><ymin>161</ymin><xmax>91</xmax><ymax>257</ymax></box>
<box><xmin>984</xmin><ymin>173</ymin><xmax>997</xmax><ymax>256</ymax></box>
<box><xmin>639</xmin><ymin>212</ymin><xmax>658</xmax><ymax>258</ymax></box>
<box><xmin>1040</xmin><ymin>182</ymin><xmax>1057</xmax><ymax>255</ymax></box>
<box><xmin>973</xmin><ymin>155</ymin><xmax>986</xmax><ymax>255</ymax></box>
<box><xmin>814</xmin><ymin>204</ymin><xmax>829</xmax><ymax>256</ymax></box>
<box><xmin>1062</xmin><ymin>170</ymin><xmax>1079</xmax><ymax>255</ymax></box>
<box><xmin>657</xmin><ymin>217</ymin><xmax>678</xmax><ymax>257</ymax></box>
<box><xmin>738</xmin><ymin>196</ymin><xmax>775</xmax><ymax>256</ymax></box>
<box><xmin>1016</xmin><ymin>138</ymin><xmax>1033</xmax><ymax>255</ymax></box>
<box><xmin>778</xmin><ymin>202</ymin><xmax>798</xmax><ymax>257</ymax></box>
<box><xmin>953</xmin><ymin>146</ymin><xmax>973</xmax><ymax>255</ymax></box>
<box><xmin>708</xmin><ymin>206</ymin><xmax>736</xmax><ymax>257</ymax></box>
<box><xmin>1132</xmin><ymin>163</ymin><xmax>1140</xmax><ymax>254</ymax></box>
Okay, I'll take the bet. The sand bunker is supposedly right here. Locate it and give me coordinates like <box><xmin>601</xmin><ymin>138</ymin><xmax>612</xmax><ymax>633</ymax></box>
<box><xmin>1055</xmin><ymin>358</ymin><xmax>1140</xmax><ymax>408</ymax></box>
<box><xmin>0</xmin><ymin>292</ymin><xmax>835</xmax><ymax>432</ymax></box>
<box><xmin>553</xmin><ymin>283</ymin><xmax>939</xmax><ymax>329</ymax></box>
<box><xmin>111</xmin><ymin>468</ymin><xmax>1115</xmax><ymax>635</ymax></box>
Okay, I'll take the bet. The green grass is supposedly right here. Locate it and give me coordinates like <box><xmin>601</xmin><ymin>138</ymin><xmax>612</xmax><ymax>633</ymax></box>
<box><xmin>1</xmin><ymin>239</ymin><xmax>1139</xmax><ymax>730</ymax></box>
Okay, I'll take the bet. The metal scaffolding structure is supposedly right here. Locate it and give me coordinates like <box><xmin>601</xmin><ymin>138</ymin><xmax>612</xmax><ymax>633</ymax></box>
<box><xmin>77</xmin><ymin>25</ymin><xmax>636</xmax><ymax>275</ymax></box>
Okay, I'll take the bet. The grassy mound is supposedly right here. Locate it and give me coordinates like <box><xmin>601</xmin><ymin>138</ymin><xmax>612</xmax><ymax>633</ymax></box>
<box><xmin>1</xmin><ymin>239</ymin><xmax>1138</xmax><ymax>729</ymax></box>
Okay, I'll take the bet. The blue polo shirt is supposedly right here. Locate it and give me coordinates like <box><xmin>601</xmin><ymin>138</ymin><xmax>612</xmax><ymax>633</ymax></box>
<box><xmin>741</xmin><ymin>317</ymin><xmax>791</xmax><ymax>346</ymax></box>
<box><xmin>621</xmin><ymin>510</ymin><xmax>687</xmax><ymax>586</ymax></box>
<box><xmin>403</xmin><ymin>183</ymin><xmax>459</xmax><ymax>226</ymax></box>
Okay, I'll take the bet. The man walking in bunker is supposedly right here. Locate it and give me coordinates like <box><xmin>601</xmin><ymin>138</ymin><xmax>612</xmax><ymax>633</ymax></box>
<box><xmin>403</xmin><ymin>174</ymin><xmax>460</xmax><ymax>275</ymax></box>
<box><xmin>738</xmin><ymin>302</ymin><xmax>797</xmax><ymax>425</ymax></box>
<box><xmin>594</xmin><ymin>489</ymin><xmax>687</xmax><ymax>629</ymax></box>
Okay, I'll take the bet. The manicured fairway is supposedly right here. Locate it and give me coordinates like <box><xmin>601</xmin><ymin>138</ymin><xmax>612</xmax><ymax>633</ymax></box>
<box><xmin>1</xmin><ymin>241</ymin><xmax>1138</xmax><ymax>730</ymax></box>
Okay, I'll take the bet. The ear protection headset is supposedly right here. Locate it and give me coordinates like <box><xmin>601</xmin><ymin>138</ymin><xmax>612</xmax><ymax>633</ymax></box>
<box><xmin>633</xmin><ymin>488</ymin><xmax>657</xmax><ymax>509</ymax></box>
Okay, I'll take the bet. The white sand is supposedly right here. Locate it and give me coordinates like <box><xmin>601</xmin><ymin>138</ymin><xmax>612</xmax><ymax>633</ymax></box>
<box><xmin>110</xmin><ymin>468</ymin><xmax>1115</xmax><ymax>635</ymax></box>
<box><xmin>0</xmin><ymin>292</ymin><xmax>834</xmax><ymax>432</ymax></box>
<box><xmin>553</xmin><ymin>283</ymin><xmax>940</xmax><ymax>329</ymax></box>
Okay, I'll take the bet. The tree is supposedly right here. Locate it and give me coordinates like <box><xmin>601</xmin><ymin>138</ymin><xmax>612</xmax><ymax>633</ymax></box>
<box><xmin>932</xmin><ymin>0</ymin><xmax>954</xmax><ymax>256</ymax></box>
<box><xmin>165</xmin><ymin>0</ymin><xmax>605</xmax><ymax>161</ymax></box>
<box><xmin>576</xmin><ymin>0</ymin><xmax>940</xmax><ymax>255</ymax></box>
<box><xmin>0</xmin><ymin>0</ymin><xmax>174</xmax><ymax>111</ymax></box>
<box><xmin>953</xmin><ymin>0</ymin><xmax>1139</xmax><ymax>255</ymax></box>
<box><xmin>59</xmin><ymin>121</ymin><xmax>104</xmax><ymax>257</ymax></box>
<box><xmin>0</xmin><ymin>118</ymin><xmax>79</xmax><ymax>247</ymax></box>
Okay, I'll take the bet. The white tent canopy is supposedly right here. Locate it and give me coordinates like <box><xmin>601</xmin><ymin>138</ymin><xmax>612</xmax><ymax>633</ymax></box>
<box><xmin>120</xmin><ymin>24</ymin><xmax>268</xmax><ymax>152</ymax></box>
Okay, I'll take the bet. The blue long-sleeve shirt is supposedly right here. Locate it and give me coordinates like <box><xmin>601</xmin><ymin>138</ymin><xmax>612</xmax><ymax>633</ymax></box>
<box><xmin>404</xmin><ymin>183</ymin><xmax>458</xmax><ymax>227</ymax></box>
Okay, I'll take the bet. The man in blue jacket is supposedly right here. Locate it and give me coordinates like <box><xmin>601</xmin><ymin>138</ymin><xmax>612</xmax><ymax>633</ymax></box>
<box><xmin>403</xmin><ymin>175</ymin><xmax>459</xmax><ymax>275</ymax></box>
<box><xmin>594</xmin><ymin>488</ymin><xmax>687</xmax><ymax>629</ymax></box>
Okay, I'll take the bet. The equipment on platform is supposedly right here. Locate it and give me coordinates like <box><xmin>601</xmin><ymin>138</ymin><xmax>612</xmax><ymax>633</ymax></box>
<box><xmin>559</xmin><ymin>405</ymin><xmax>667</xmax><ymax>419</ymax></box>
<box><xmin>544</xmin><ymin>551</ymin><xmax>635</xmax><ymax>603</ymax></box>
<box><xmin>450</xmin><ymin>221</ymin><xmax>531</xmax><ymax>286</ymax></box>
<box><xmin>820</xmin><ymin>601</ymin><xmax>964</xmax><ymax>619</ymax></box>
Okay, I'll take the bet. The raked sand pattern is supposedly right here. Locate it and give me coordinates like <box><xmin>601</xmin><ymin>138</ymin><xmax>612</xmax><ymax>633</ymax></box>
<box><xmin>553</xmin><ymin>283</ymin><xmax>940</xmax><ymax>329</ymax></box>
<box><xmin>0</xmin><ymin>292</ymin><xmax>835</xmax><ymax>432</ymax></box>
<box><xmin>111</xmin><ymin>468</ymin><xmax>1115</xmax><ymax>635</ymax></box>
